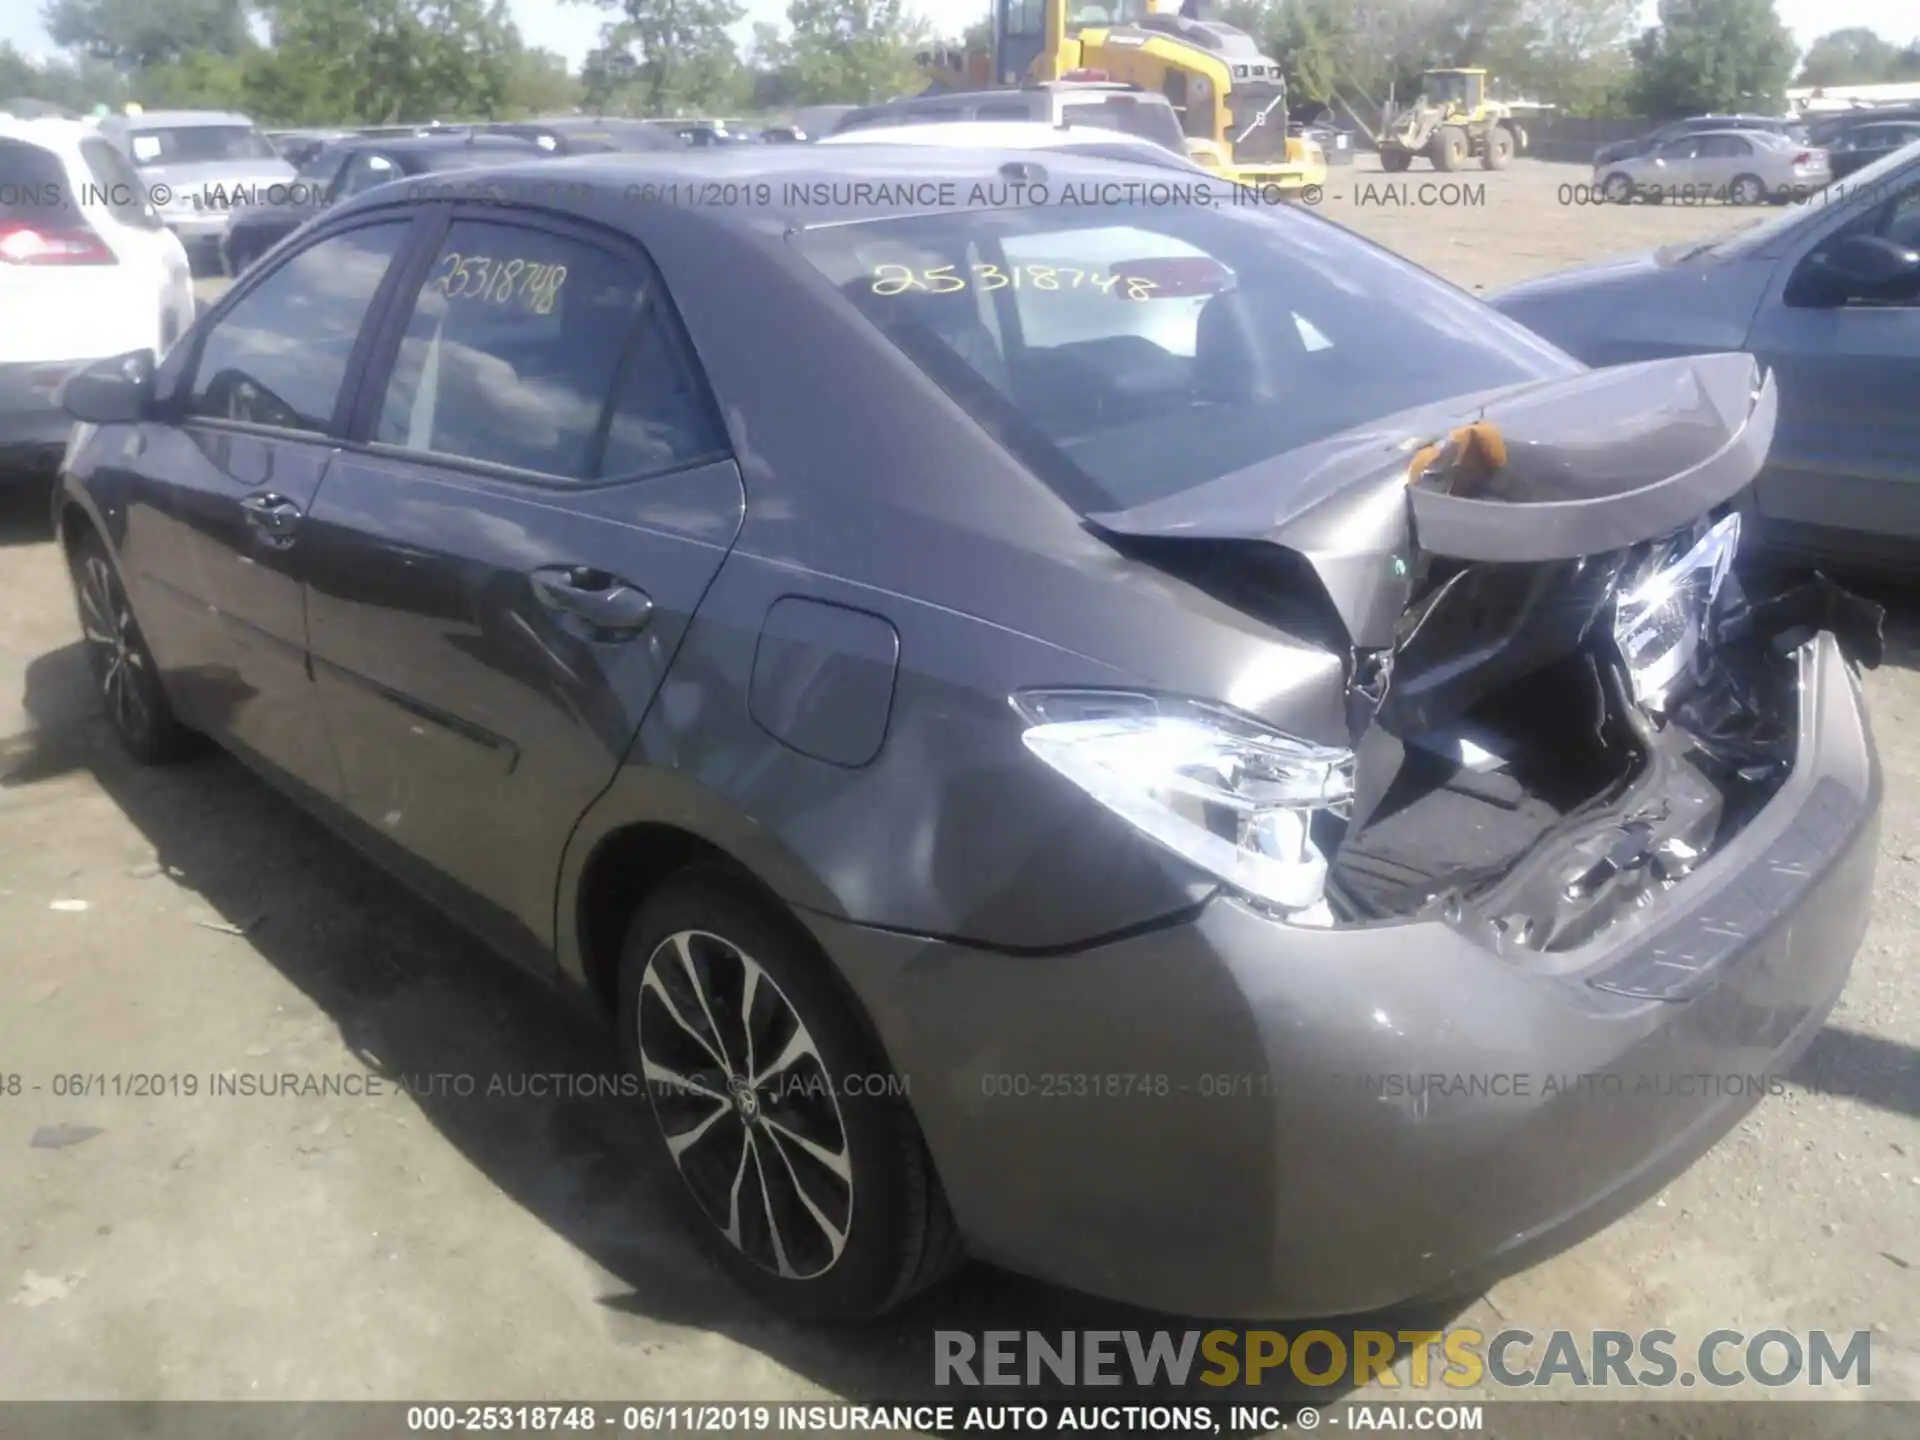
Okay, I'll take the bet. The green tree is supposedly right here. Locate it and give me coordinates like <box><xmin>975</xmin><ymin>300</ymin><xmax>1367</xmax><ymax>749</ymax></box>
<box><xmin>2</xmin><ymin>41</ymin><xmax>135</xmax><ymax>112</ymax></box>
<box><xmin>574</xmin><ymin>0</ymin><xmax>748</xmax><ymax>116</ymax></box>
<box><xmin>42</xmin><ymin>0</ymin><xmax>250</xmax><ymax>71</ymax></box>
<box><xmin>1797</xmin><ymin>27</ymin><xmax>1920</xmax><ymax>86</ymax></box>
<box><xmin>134</xmin><ymin>46</ymin><xmax>257</xmax><ymax>109</ymax></box>
<box><xmin>780</xmin><ymin>0</ymin><xmax>927</xmax><ymax>105</ymax></box>
<box><xmin>1493</xmin><ymin>0</ymin><xmax>1638</xmax><ymax>113</ymax></box>
<box><xmin>1630</xmin><ymin>0</ymin><xmax>1796</xmax><ymax>118</ymax></box>
<box><xmin>244</xmin><ymin>0</ymin><xmax>526</xmax><ymax>125</ymax></box>
<box><xmin>500</xmin><ymin>46</ymin><xmax>582</xmax><ymax>116</ymax></box>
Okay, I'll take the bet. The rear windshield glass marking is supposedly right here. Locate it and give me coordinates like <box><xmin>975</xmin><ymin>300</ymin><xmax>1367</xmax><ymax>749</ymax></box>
<box><xmin>870</xmin><ymin>263</ymin><xmax>1158</xmax><ymax>300</ymax></box>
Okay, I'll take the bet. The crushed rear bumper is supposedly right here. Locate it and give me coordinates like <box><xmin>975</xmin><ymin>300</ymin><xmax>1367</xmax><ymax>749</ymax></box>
<box><xmin>809</xmin><ymin>632</ymin><xmax>1876</xmax><ymax>1317</ymax></box>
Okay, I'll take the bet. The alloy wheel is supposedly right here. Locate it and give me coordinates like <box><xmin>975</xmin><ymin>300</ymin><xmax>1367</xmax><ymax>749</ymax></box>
<box><xmin>637</xmin><ymin>929</ymin><xmax>854</xmax><ymax>1280</ymax></box>
<box><xmin>77</xmin><ymin>555</ymin><xmax>153</xmax><ymax>743</ymax></box>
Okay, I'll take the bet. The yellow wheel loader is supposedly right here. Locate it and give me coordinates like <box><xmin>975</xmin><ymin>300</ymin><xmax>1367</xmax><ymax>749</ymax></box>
<box><xmin>918</xmin><ymin>0</ymin><xmax>1326</xmax><ymax>193</ymax></box>
<box><xmin>1372</xmin><ymin>68</ymin><xmax>1527</xmax><ymax>173</ymax></box>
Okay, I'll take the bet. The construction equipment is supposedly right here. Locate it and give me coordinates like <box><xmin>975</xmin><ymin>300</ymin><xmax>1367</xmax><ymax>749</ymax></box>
<box><xmin>916</xmin><ymin>0</ymin><xmax>1325</xmax><ymax>192</ymax></box>
<box><xmin>1371</xmin><ymin>68</ymin><xmax>1527</xmax><ymax>173</ymax></box>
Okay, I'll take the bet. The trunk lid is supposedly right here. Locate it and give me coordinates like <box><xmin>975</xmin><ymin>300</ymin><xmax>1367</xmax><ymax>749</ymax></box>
<box><xmin>1087</xmin><ymin>351</ymin><xmax>1775</xmax><ymax>649</ymax></box>
<box><xmin>1086</xmin><ymin>352</ymin><xmax>1877</xmax><ymax>942</ymax></box>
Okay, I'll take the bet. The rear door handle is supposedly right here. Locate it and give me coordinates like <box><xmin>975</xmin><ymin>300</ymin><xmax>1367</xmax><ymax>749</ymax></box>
<box><xmin>529</xmin><ymin>566</ymin><xmax>654</xmax><ymax>636</ymax></box>
<box><xmin>240</xmin><ymin>492</ymin><xmax>302</xmax><ymax>541</ymax></box>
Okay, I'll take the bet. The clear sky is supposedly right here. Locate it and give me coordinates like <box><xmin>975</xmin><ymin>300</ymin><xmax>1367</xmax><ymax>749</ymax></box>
<box><xmin>2</xmin><ymin>0</ymin><xmax>1917</xmax><ymax>71</ymax></box>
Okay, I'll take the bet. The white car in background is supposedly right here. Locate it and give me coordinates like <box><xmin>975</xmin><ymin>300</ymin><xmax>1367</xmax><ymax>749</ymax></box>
<box><xmin>1</xmin><ymin>118</ymin><xmax>195</xmax><ymax>477</ymax></box>
<box><xmin>815</xmin><ymin>119</ymin><xmax>1206</xmax><ymax>170</ymax></box>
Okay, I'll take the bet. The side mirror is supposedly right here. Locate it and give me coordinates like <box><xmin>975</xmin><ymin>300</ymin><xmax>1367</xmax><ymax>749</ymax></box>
<box><xmin>58</xmin><ymin>349</ymin><xmax>155</xmax><ymax>425</ymax></box>
<box><xmin>1799</xmin><ymin>233</ymin><xmax>1920</xmax><ymax>305</ymax></box>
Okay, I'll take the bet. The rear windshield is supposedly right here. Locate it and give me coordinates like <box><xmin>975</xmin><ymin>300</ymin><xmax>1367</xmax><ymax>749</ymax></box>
<box><xmin>1060</xmin><ymin>97</ymin><xmax>1188</xmax><ymax>156</ymax></box>
<box><xmin>793</xmin><ymin>199</ymin><xmax>1577</xmax><ymax>512</ymax></box>
<box><xmin>0</xmin><ymin>139</ymin><xmax>74</xmax><ymax>222</ymax></box>
<box><xmin>128</xmin><ymin>125</ymin><xmax>278</xmax><ymax>167</ymax></box>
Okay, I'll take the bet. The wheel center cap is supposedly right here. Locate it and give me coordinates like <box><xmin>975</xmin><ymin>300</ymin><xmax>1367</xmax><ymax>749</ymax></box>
<box><xmin>727</xmin><ymin>1075</ymin><xmax>759</xmax><ymax>1121</ymax></box>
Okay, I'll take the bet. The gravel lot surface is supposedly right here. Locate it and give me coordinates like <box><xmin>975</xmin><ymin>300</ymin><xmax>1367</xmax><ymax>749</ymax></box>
<box><xmin>1</xmin><ymin>160</ymin><xmax>1915</xmax><ymax>1426</ymax></box>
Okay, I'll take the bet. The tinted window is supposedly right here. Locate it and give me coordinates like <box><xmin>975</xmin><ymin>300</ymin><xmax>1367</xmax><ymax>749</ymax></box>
<box><xmin>1061</xmin><ymin>97</ymin><xmax>1188</xmax><ymax>155</ymax></box>
<box><xmin>78</xmin><ymin>137</ymin><xmax>161</xmax><ymax>228</ymax></box>
<box><xmin>185</xmin><ymin>222</ymin><xmax>408</xmax><ymax>432</ymax></box>
<box><xmin>338</xmin><ymin>152</ymin><xmax>399</xmax><ymax>195</ymax></box>
<box><xmin>794</xmin><ymin>202</ymin><xmax>1576</xmax><ymax>512</ymax></box>
<box><xmin>128</xmin><ymin>125</ymin><xmax>279</xmax><ymax>167</ymax></box>
<box><xmin>1880</xmin><ymin>178</ymin><xmax>1920</xmax><ymax>250</ymax></box>
<box><xmin>0</xmin><ymin>139</ymin><xmax>75</xmax><ymax>225</ymax></box>
<box><xmin>373</xmin><ymin>219</ymin><xmax>724</xmax><ymax>480</ymax></box>
<box><xmin>975</xmin><ymin>100</ymin><xmax>1037</xmax><ymax>120</ymax></box>
<box><xmin>1698</xmin><ymin>135</ymin><xmax>1751</xmax><ymax>157</ymax></box>
<box><xmin>298</xmin><ymin>148</ymin><xmax>350</xmax><ymax>196</ymax></box>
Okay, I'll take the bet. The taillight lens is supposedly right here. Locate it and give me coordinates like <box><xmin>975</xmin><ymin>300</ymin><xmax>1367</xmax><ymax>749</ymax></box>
<box><xmin>1793</xmin><ymin>151</ymin><xmax>1816</xmax><ymax>166</ymax></box>
<box><xmin>0</xmin><ymin>222</ymin><xmax>117</xmax><ymax>265</ymax></box>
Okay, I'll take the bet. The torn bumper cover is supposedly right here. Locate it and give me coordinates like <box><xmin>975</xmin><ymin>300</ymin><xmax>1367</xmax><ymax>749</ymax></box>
<box><xmin>817</xmin><ymin>353</ymin><xmax>1885</xmax><ymax>1318</ymax></box>
<box><xmin>1087</xmin><ymin>351</ymin><xmax>1885</xmax><ymax>944</ymax></box>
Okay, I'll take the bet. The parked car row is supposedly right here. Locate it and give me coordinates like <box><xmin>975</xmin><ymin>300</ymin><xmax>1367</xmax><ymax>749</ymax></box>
<box><xmin>1593</xmin><ymin>107</ymin><xmax>1920</xmax><ymax>203</ymax></box>
<box><xmin>1496</xmin><ymin>141</ymin><xmax>1920</xmax><ymax>573</ymax></box>
<box><xmin>29</xmin><ymin>126</ymin><xmax>1890</xmax><ymax>1329</ymax></box>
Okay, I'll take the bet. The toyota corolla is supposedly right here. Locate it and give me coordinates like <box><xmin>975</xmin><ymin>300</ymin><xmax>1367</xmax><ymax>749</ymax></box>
<box><xmin>49</xmin><ymin>146</ymin><xmax>1883</xmax><ymax>1321</ymax></box>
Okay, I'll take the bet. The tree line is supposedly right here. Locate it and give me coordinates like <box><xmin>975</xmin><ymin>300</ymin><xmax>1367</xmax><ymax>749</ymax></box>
<box><xmin>5</xmin><ymin>0</ymin><xmax>1919</xmax><ymax>127</ymax></box>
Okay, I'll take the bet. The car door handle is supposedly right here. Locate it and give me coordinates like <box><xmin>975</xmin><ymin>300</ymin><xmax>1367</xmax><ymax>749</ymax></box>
<box><xmin>240</xmin><ymin>492</ymin><xmax>302</xmax><ymax>538</ymax></box>
<box><xmin>529</xmin><ymin>566</ymin><xmax>654</xmax><ymax>635</ymax></box>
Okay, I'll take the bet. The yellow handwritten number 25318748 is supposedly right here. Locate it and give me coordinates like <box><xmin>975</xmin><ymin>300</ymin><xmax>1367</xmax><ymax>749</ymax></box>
<box><xmin>431</xmin><ymin>253</ymin><xmax>570</xmax><ymax>315</ymax></box>
<box><xmin>870</xmin><ymin>262</ymin><xmax>1159</xmax><ymax>301</ymax></box>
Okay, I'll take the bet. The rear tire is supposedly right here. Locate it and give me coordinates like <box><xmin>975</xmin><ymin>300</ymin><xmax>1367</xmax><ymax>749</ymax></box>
<box><xmin>1483</xmin><ymin>125</ymin><xmax>1514</xmax><ymax>170</ymax></box>
<box><xmin>66</xmin><ymin>529</ymin><xmax>201</xmax><ymax>765</ymax></box>
<box><xmin>1431</xmin><ymin>126</ymin><xmax>1469</xmax><ymax>172</ymax></box>
<box><xmin>1380</xmin><ymin>147</ymin><xmax>1413</xmax><ymax>173</ymax></box>
<box><xmin>618</xmin><ymin>869</ymin><xmax>961</xmax><ymax>1319</ymax></box>
<box><xmin>1729</xmin><ymin>173</ymin><xmax>1767</xmax><ymax>206</ymax></box>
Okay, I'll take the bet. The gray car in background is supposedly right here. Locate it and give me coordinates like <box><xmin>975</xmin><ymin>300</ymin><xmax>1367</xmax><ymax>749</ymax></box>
<box><xmin>1596</xmin><ymin>128</ymin><xmax>1829</xmax><ymax>205</ymax></box>
<box><xmin>50</xmin><ymin>145</ymin><xmax>1883</xmax><ymax>1322</ymax></box>
<box><xmin>1495</xmin><ymin>145</ymin><xmax>1920</xmax><ymax>571</ymax></box>
<box><xmin>96</xmin><ymin>110</ymin><xmax>295</xmax><ymax>271</ymax></box>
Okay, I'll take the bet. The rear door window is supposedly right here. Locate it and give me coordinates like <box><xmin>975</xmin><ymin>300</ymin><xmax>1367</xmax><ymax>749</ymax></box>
<box><xmin>370</xmin><ymin>218</ymin><xmax>726</xmax><ymax>481</ymax></box>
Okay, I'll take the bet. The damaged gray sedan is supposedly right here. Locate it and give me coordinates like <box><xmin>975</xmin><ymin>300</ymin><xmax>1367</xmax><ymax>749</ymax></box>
<box><xmin>53</xmin><ymin>148</ymin><xmax>1883</xmax><ymax>1322</ymax></box>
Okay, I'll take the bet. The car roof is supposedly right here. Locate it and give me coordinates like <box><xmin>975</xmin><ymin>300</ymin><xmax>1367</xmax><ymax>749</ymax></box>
<box><xmin>0</xmin><ymin>116</ymin><xmax>91</xmax><ymax>149</ymax></box>
<box><xmin>353</xmin><ymin>133</ymin><xmax>543</xmax><ymax>155</ymax></box>
<box><xmin>109</xmin><ymin>110</ymin><xmax>258</xmax><ymax>129</ymax></box>
<box><xmin>322</xmin><ymin>144</ymin><xmax>1225</xmax><ymax>235</ymax></box>
<box><xmin>817</xmin><ymin>122</ymin><xmax>1192</xmax><ymax>167</ymax></box>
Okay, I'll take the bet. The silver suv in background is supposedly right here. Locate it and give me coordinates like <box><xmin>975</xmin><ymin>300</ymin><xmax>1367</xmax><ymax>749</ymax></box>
<box><xmin>95</xmin><ymin>110</ymin><xmax>295</xmax><ymax>273</ymax></box>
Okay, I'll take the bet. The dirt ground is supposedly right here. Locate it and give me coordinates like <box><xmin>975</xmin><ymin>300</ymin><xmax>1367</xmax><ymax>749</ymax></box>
<box><xmin>1</xmin><ymin>159</ymin><xmax>1917</xmax><ymax>1421</ymax></box>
